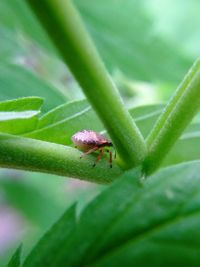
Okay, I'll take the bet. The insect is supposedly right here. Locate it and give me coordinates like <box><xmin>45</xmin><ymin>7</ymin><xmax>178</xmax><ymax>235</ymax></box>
<box><xmin>71</xmin><ymin>130</ymin><xmax>115</xmax><ymax>168</ymax></box>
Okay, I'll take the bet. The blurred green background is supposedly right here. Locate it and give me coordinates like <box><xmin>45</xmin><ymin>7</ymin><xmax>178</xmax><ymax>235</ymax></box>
<box><xmin>0</xmin><ymin>0</ymin><xmax>200</xmax><ymax>265</ymax></box>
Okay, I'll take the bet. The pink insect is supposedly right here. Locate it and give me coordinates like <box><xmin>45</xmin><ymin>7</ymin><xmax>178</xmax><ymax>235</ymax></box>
<box><xmin>71</xmin><ymin>130</ymin><xmax>115</xmax><ymax>168</ymax></box>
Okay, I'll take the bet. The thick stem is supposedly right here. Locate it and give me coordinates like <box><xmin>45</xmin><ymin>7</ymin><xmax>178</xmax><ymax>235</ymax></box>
<box><xmin>26</xmin><ymin>0</ymin><xmax>146</xmax><ymax>169</ymax></box>
<box><xmin>144</xmin><ymin>59</ymin><xmax>200</xmax><ymax>175</ymax></box>
<box><xmin>0</xmin><ymin>133</ymin><xmax>122</xmax><ymax>183</ymax></box>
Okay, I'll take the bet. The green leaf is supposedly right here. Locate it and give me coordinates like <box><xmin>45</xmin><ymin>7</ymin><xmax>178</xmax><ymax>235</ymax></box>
<box><xmin>0</xmin><ymin>0</ymin><xmax>54</xmax><ymax>53</ymax></box>
<box><xmin>75</xmin><ymin>0</ymin><xmax>191</xmax><ymax>83</ymax></box>
<box><xmin>22</xmin><ymin>161</ymin><xmax>200</xmax><ymax>266</ymax></box>
<box><xmin>26</xmin><ymin>100</ymin><xmax>104</xmax><ymax>145</ymax></box>
<box><xmin>27</xmin><ymin>101</ymin><xmax>163</xmax><ymax>144</ymax></box>
<box><xmin>23</xmin><ymin>205</ymin><xmax>76</xmax><ymax>267</ymax></box>
<box><xmin>0</xmin><ymin>64</ymin><xmax>67</xmax><ymax>112</ymax></box>
<box><xmin>7</xmin><ymin>246</ymin><xmax>22</xmax><ymax>267</ymax></box>
<box><xmin>0</xmin><ymin>97</ymin><xmax>43</xmax><ymax>135</ymax></box>
<box><xmin>23</xmin><ymin>168</ymin><xmax>141</xmax><ymax>267</ymax></box>
<box><xmin>88</xmin><ymin>162</ymin><xmax>200</xmax><ymax>266</ymax></box>
<box><xmin>130</xmin><ymin>103</ymin><xmax>164</xmax><ymax>138</ymax></box>
<box><xmin>163</xmin><ymin>126</ymin><xmax>200</xmax><ymax>166</ymax></box>
<box><xmin>0</xmin><ymin>28</ymin><xmax>23</xmax><ymax>63</ymax></box>
<box><xmin>37</xmin><ymin>99</ymin><xmax>89</xmax><ymax>128</ymax></box>
<box><xmin>0</xmin><ymin>97</ymin><xmax>43</xmax><ymax>111</ymax></box>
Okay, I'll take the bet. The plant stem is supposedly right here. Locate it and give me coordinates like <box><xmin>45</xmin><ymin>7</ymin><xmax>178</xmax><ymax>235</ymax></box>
<box><xmin>0</xmin><ymin>133</ymin><xmax>122</xmax><ymax>183</ymax></box>
<box><xmin>27</xmin><ymin>0</ymin><xmax>146</xmax><ymax>169</ymax></box>
<box><xmin>144</xmin><ymin>59</ymin><xmax>200</xmax><ymax>175</ymax></box>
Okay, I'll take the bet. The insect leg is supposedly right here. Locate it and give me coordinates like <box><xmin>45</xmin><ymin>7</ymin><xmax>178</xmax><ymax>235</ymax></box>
<box><xmin>93</xmin><ymin>149</ymin><xmax>104</xmax><ymax>167</ymax></box>
<box><xmin>80</xmin><ymin>147</ymin><xmax>99</xmax><ymax>159</ymax></box>
<box><xmin>106</xmin><ymin>149</ymin><xmax>113</xmax><ymax>168</ymax></box>
<box><xmin>109</xmin><ymin>150</ymin><xmax>113</xmax><ymax>168</ymax></box>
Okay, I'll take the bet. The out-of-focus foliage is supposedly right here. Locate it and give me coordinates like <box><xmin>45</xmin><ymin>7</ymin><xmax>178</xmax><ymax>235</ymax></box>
<box><xmin>149</xmin><ymin>0</ymin><xmax>200</xmax><ymax>58</ymax></box>
<box><xmin>0</xmin><ymin>0</ymin><xmax>54</xmax><ymax>53</ymax></box>
<box><xmin>75</xmin><ymin>0</ymin><xmax>191</xmax><ymax>83</ymax></box>
<box><xmin>0</xmin><ymin>0</ymin><xmax>198</xmax><ymax>105</ymax></box>
<box><xmin>0</xmin><ymin>64</ymin><xmax>67</xmax><ymax>113</ymax></box>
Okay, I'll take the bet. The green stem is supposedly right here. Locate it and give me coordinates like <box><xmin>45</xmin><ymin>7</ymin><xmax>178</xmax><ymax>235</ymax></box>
<box><xmin>0</xmin><ymin>133</ymin><xmax>122</xmax><ymax>183</ymax></box>
<box><xmin>26</xmin><ymin>0</ymin><xmax>146</xmax><ymax>169</ymax></box>
<box><xmin>144</xmin><ymin>59</ymin><xmax>200</xmax><ymax>175</ymax></box>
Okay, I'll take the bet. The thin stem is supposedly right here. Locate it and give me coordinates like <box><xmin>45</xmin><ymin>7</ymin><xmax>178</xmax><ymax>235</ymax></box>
<box><xmin>27</xmin><ymin>0</ymin><xmax>146</xmax><ymax>169</ymax></box>
<box><xmin>144</xmin><ymin>59</ymin><xmax>200</xmax><ymax>175</ymax></box>
<box><xmin>0</xmin><ymin>133</ymin><xmax>122</xmax><ymax>183</ymax></box>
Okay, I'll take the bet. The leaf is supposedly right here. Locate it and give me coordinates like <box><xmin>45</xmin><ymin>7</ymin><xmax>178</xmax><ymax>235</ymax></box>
<box><xmin>0</xmin><ymin>97</ymin><xmax>43</xmax><ymax>111</ymax></box>
<box><xmin>163</xmin><ymin>127</ymin><xmax>200</xmax><ymax>167</ymax></box>
<box><xmin>23</xmin><ymin>205</ymin><xmax>76</xmax><ymax>267</ymax></box>
<box><xmin>37</xmin><ymin>99</ymin><xmax>89</xmax><ymax>128</ymax></box>
<box><xmin>23</xmin><ymin>168</ymin><xmax>141</xmax><ymax>267</ymax></box>
<box><xmin>0</xmin><ymin>0</ymin><xmax>54</xmax><ymax>53</ymax></box>
<box><xmin>23</xmin><ymin>161</ymin><xmax>200</xmax><ymax>266</ymax></box>
<box><xmin>88</xmin><ymin>162</ymin><xmax>200</xmax><ymax>267</ymax></box>
<box><xmin>0</xmin><ymin>28</ymin><xmax>23</xmax><ymax>63</ymax></box>
<box><xmin>0</xmin><ymin>64</ymin><xmax>67</xmax><ymax>112</ymax></box>
<box><xmin>26</xmin><ymin>101</ymin><xmax>164</xmax><ymax>144</ymax></box>
<box><xmin>130</xmin><ymin>103</ymin><xmax>164</xmax><ymax>138</ymax></box>
<box><xmin>75</xmin><ymin>0</ymin><xmax>192</xmax><ymax>83</ymax></box>
<box><xmin>26</xmin><ymin>100</ymin><xmax>104</xmax><ymax>145</ymax></box>
<box><xmin>7</xmin><ymin>245</ymin><xmax>22</xmax><ymax>267</ymax></box>
<box><xmin>0</xmin><ymin>97</ymin><xmax>43</xmax><ymax>135</ymax></box>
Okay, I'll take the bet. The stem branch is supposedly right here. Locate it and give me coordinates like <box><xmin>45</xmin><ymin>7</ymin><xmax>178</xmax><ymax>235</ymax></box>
<box><xmin>0</xmin><ymin>133</ymin><xmax>122</xmax><ymax>183</ymax></box>
<box><xmin>144</xmin><ymin>59</ymin><xmax>200</xmax><ymax>174</ymax></box>
<box><xmin>26</xmin><ymin>0</ymin><xmax>146</xmax><ymax>169</ymax></box>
